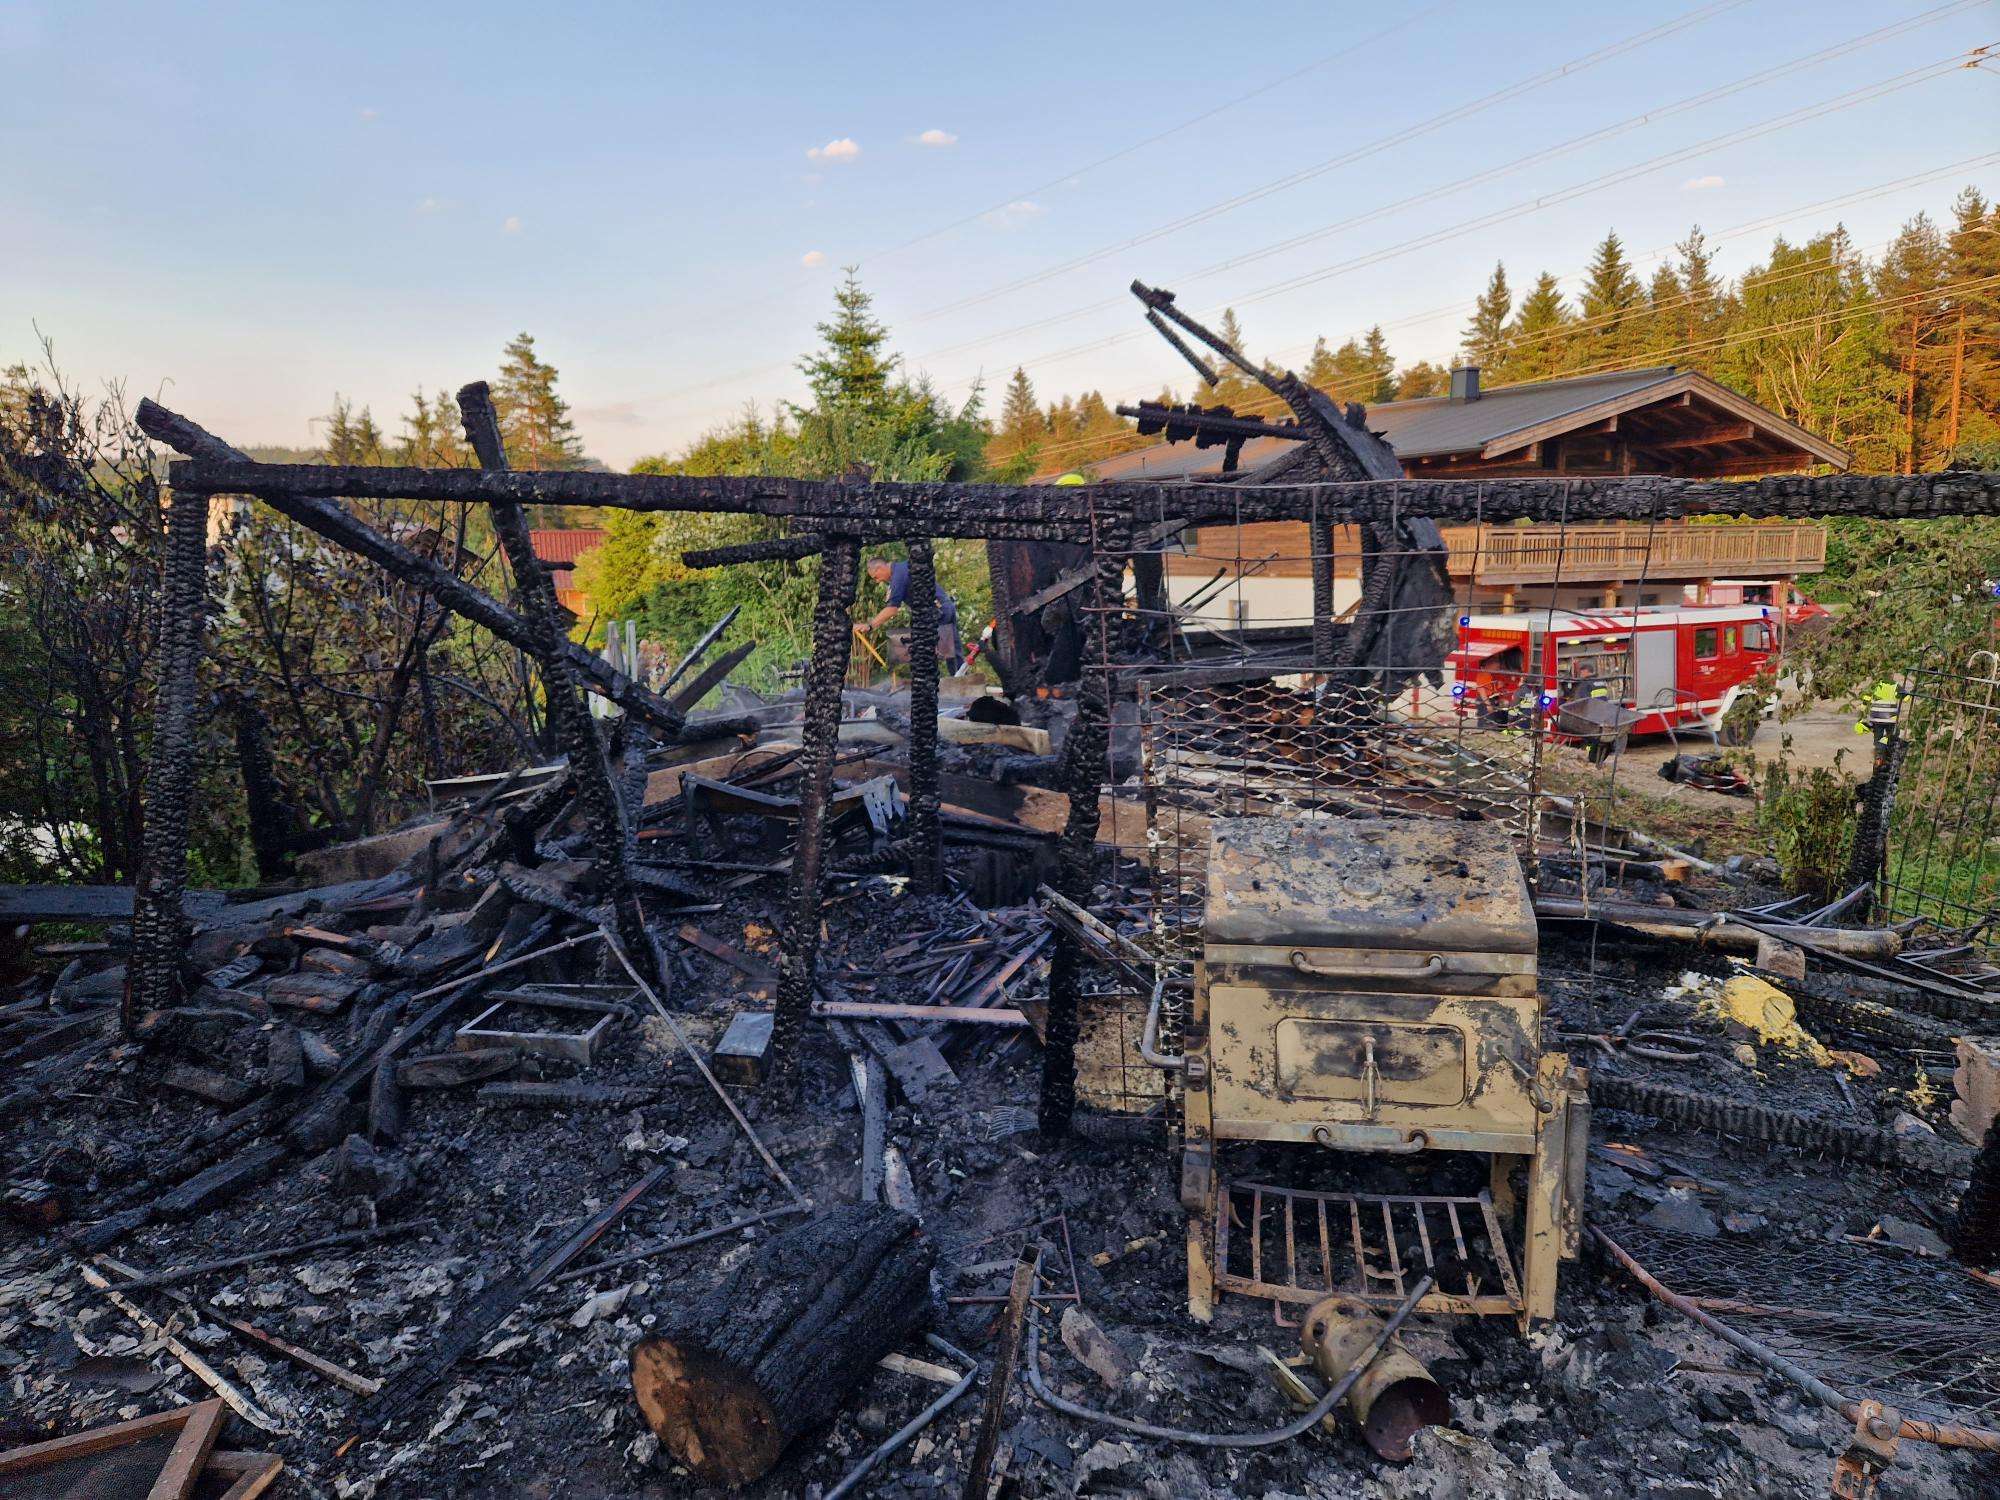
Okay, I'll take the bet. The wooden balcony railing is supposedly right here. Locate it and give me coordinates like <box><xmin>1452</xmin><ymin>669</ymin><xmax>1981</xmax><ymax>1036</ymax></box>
<box><xmin>1442</xmin><ymin>521</ymin><xmax>1826</xmax><ymax>585</ymax></box>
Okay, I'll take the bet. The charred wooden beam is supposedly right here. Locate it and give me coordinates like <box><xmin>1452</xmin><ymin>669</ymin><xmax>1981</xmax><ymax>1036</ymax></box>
<box><xmin>1116</xmin><ymin>402</ymin><xmax>1305</xmax><ymax>445</ymax></box>
<box><xmin>680</xmin><ymin>533</ymin><xmax>825</xmax><ymax>569</ymax></box>
<box><xmin>135</xmin><ymin>400</ymin><xmax>688</xmax><ymax>733</ymax></box>
<box><xmin>456</xmin><ymin>382</ymin><xmax>658</xmax><ymax>984</ymax></box>
<box><xmin>771</xmin><ymin>536</ymin><xmax>862</xmax><ymax>1086</ymax></box>
<box><xmin>905</xmin><ymin>537</ymin><xmax>943</xmax><ymax>896</ymax></box>
<box><xmin>1039</xmin><ymin>523</ymin><xmax>1136</xmax><ymax>1136</ymax></box>
<box><xmin>163</xmin><ymin>450</ymin><xmax>2000</xmax><ymax>531</ymax></box>
<box><xmin>124</xmin><ymin>483</ymin><xmax>211</xmax><ymax>1031</ymax></box>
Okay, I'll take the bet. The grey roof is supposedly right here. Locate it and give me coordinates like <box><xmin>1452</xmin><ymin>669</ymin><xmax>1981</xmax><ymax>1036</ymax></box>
<box><xmin>1365</xmin><ymin>366</ymin><xmax>1679</xmax><ymax>458</ymax></box>
<box><xmin>1068</xmin><ymin>365</ymin><xmax>1849</xmax><ymax>483</ymax></box>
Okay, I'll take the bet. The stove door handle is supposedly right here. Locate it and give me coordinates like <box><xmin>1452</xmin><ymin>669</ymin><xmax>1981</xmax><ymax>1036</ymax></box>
<box><xmin>1288</xmin><ymin>950</ymin><xmax>1445</xmax><ymax>979</ymax></box>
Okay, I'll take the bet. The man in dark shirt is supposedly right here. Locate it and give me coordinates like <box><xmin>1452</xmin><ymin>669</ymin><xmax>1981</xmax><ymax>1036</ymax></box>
<box><xmin>863</xmin><ymin>556</ymin><xmax>962</xmax><ymax>674</ymax></box>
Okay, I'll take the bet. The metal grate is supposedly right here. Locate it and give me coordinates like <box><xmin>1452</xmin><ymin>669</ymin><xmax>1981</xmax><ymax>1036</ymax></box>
<box><xmin>1215</xmin><ymin>1179</ymin><xmax>1523</xmax><ymax>1318</ymax></box>
<box><xmin>1612</xmin><ymin>1221</ymin><xmax>2000</xmax><ymax>1431</ymax></box>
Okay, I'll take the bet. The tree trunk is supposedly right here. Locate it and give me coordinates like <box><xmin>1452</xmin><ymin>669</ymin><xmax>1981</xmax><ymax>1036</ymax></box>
<box><xmin>629</xmin><ymin>1204</ymin><xmax>934</xmax><ymax>1487</ymax></box>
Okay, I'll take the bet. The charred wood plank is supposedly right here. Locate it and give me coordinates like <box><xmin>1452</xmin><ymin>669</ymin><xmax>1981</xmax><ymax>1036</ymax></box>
<box><xmin>681</xmin><ymin>534</ymin><xmax>825</xmax><ymax>569</ymax></box>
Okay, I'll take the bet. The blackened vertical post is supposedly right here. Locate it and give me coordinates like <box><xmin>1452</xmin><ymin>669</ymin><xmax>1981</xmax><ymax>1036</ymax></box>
<box><xmin>124</xmin><ymin>485</ymin><xmax>212</xmax><ymax>1032</ymax></box>
<box><xmin>1040</xmin><ymin>521</ymin><xmax>1133</xmax><ymax>1136</ymax></box>
<box><xmin>456</xmin><ymin>381</ymin><xmax>658</xmax><ymax>981</ymax></box>
<box><xmin>1309</xmin><ymin>513</ymin><xmax>1338</xmax><ymax>669</ymax></box>
<box><xmin>904</xmin><ymin>537</ymin><xmax>942</xmax><ymax>896</ymax></box>
<box><xmin>771</xmin><ymin>535</ymin><xmax>863</xmax><ymax>1086</ymax></box>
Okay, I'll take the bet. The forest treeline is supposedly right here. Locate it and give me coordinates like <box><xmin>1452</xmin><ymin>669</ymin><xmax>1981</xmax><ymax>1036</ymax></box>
<box><xmin>987</xmin><ymin>188</ymin><xmax>2000</xmax><ymax>480</ymax></box>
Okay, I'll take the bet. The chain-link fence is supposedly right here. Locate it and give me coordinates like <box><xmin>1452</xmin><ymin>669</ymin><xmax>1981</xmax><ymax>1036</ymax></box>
<box><xmin>1879</xmin><ymin>652</ymin><xmax>2000</xmax><ymax>946</ymax></box>
<box><xmin>1071</xmin><ymin>488</ymin><xmax>1696</xmax><ymax>1119</ymax></box>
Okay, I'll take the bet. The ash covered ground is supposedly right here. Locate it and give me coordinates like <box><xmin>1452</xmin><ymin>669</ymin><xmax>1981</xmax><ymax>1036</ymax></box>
<box><xmin>4</xmin><ymin>774</ymin><xmax>1998</xmax><ymax>1498</ymax></box>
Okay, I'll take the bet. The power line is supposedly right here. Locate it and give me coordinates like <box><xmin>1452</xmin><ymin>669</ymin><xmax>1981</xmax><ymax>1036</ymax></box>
<box><xmin>644</xmin><ymin>0</ymin><xmax>1760</xmax><ymax>409</ymax></box>
<box><xmin>923</xmin><ymin>45</ymin><xmax>1990</xmax><ymax>399</ymax></box>
<box><xmin>908</xmin><ymin>0</ymin><xmax>1761</xmax><ymax>324</ymax></box>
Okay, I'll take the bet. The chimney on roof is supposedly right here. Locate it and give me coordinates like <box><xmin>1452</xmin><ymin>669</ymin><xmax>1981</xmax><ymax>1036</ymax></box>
<box><xmin>1449</xmin><ymin>365</ymin><xmax>1481</xmax><ymax>403</ymax></box>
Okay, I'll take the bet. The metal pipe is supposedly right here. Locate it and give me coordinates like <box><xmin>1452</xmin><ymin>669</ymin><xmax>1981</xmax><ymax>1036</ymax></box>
<box><xmin>825</xmin><ymin>1335</ymin><xmax>980</xmax><ymax>1500</ymax></box>
<box><xmin>1138</xmin><ymin>974</ymin><xmax>1185</xmax><ymax>1072</ymax></box>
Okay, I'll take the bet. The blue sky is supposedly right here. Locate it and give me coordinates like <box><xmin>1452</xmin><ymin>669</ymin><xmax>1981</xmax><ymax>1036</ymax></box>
<box><xmin>4</xmin><ymin>0</ymin><xmax>1994</xmax><ymax>468</ymax></box>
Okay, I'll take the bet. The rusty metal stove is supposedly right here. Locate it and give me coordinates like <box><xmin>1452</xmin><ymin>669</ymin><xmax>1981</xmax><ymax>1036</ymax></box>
<box><xmin>1180</xmin><ymin>816</ymin><xmax>1586</xmax><ymax>1327</ymax></box>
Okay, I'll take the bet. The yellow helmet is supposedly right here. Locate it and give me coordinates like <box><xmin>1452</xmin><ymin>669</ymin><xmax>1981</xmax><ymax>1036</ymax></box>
<box><xmin>1053</xmin><ymin>471</ymin><xmax>1087</xmax><ymax>486</ymax></box>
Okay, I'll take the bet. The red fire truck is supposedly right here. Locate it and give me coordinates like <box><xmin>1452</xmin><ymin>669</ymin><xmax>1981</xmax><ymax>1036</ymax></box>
<box><xmin>1446</xmin><ymin>603</ymin><xmax>1782</xmax><ymax>741</ymax></box>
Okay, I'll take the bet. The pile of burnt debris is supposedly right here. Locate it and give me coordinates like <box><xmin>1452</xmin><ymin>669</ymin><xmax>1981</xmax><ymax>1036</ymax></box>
<box><xmin>4</xmin><ymin>666</ymin><xmax>2000</xmax><ymax>1498</ymax></box>
<box><xmin>8</xmin><ymin>312</ymin><xmax>2000</xmax><ymax>1496</ymax></box>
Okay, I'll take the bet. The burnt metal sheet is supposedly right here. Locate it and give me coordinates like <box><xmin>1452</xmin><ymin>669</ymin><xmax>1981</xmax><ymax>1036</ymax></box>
<box><xmin>1204</xmin><ymin>816</ymin><xmax>1535</xmax><ymax>955</ymax></box>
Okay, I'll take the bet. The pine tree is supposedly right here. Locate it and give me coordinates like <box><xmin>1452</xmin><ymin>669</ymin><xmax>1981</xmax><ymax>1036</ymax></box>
<box><xmin>1203</xmin><ymin>309</ymin><xmax>1255</xmax><ymax>406</ymax></box>
<box><xmin>400</xmin><ymin>387</ymin><xmax>471</xmax><ymax>468</ymax></box>
<box><xmin>1395</xmin><ymin>361</ymin><xmax>1450</xmax><ymax>399</ymax></box>
<box><xmin>1673</xmin><ymin>227</ymin><xmax>1731</xmax><ymax>361</ymax></box>
<box><xmin>1499</xmin><ymin>273</ymin><xmax>1573</xmax><ymax>382</ymax></box>
<box><xmin>1640</xmin><ymin>263</ymin><xmax>1686</xmax><ymax>363</ymax></box>
<box><xmin>494</xmin><ymin>332</ymin><xmax>586</xmax><ymax>471</ymax></box>
<box><xmin>1303</xmin><ymin>336</ymin><xmax>1340</xmax><ymax>393</ymax></box>
<box><xmin>1942</xmin><ymin>188</ymin><xmax>2000</xmax><ymax>460</ymax></box>
<box><xmin>1575</xmin><ymin>232</ymin><xmax>1644</xmax><ymax>371</ymax></box>
<box><xmin>1360</xmin><ymin>326</ymin><xmax>1396</xmax><ymax>404</ymax></box>
<box><xmin>1875</xmin><ymin>213</ymin><xmax>1951</xmax><ymax>473</ymax></box>
<box><xmin>798</xmin><ymin>269</ymin><xmax>898</xmax><ymax>414</ymax></box>
<box><xmin>1462</xmin><ymin>262</ymin><xmax>1512</xmax><ymax>370</ymax></box>
<box><xmin>1721</xmin><ymin>230</ymin><xmax>1897</xmax><ymax>470</ymax></box>
<box><xmin>323</xmin><ymin>395</ymin><xmax>385</xmax><ymax>464</ymax></box>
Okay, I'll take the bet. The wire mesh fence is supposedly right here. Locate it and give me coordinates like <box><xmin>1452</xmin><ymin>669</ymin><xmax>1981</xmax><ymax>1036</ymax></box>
<box><xmin>1612</xmin><ymin>1220</ymin><xmax>2000</xmax><ymax>1434</ymax></box>
<box><xmin>1069</xmin><ymin>487</ymin><xmax>1718</xmax><ymax>1119</ymax></box>
<box><xmin>1879</xmin><ymin>652</ymin><xmax>2000</xmax><ymax>946</ymax></box>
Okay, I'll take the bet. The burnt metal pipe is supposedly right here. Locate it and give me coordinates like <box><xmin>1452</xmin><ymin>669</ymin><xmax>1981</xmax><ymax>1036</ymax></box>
<box><xmin>1022</xmin><ymin>1268</ymin><xmax>1436</xmax><ymax>1448</ymax></box>
<box><xmin>1300</xmin><ymin>1295</ymin><xmax>1449</xmax><ymax>1461</ymax></box>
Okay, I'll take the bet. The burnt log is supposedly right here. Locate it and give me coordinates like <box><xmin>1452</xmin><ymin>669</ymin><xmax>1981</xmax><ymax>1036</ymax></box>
<box><xmin>629</xmin><ymin>1204</ymin><xmax>934</xmax><ymax>1487</ymax></box>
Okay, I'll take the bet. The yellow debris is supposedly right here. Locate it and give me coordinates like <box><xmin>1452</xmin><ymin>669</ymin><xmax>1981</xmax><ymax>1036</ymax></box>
<box><xmin>1702</xmin><ymin>975</ymin><xmax>1833</xmax><ymax>1067</ymax></box>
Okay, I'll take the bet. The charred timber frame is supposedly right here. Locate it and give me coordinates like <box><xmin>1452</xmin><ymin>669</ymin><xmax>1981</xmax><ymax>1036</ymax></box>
<box><xmin>140</xmin><ymin>399</ymin><xmax>2000</xmax><ymax>1125</ymax></box>
<box><xmin>771</xmin><ymin>536</ymin><xmax>863</xmax><ymax>1087</ymax></box>
<box><xmin>157</xmin><ymin>459</ymin><xmax>2000</xmax><ymax>532</ymax></box>
<box><xmin>456</xmin><ymin>381</ymin><xmax>659</xmax><ymax>985</ymax></box>
<box><xmin>904</xmin><ymin>538</ymin><xmax>943</xmax><ymax>896</ymax></box>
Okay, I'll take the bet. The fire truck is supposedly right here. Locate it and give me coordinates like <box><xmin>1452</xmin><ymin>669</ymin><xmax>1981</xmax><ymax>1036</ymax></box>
<box><xmin>1445</xmin><ymin>603</ymin><xmax>1782</xmax><ymax>742</ymax></box>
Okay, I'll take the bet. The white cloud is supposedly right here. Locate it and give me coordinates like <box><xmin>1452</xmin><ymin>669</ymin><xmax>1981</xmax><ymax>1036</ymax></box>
<box><xmin>415</xmin><ymin>195</ymin><xmax>446</xmax><ymax>215</ymax></box>
<box><xmin>915</xmin><ymin>128</ymin><xmax>958</xmax><ymax>148</ymax></box>
<box><xmin>807</xmin><ymin>137</ymin><xmax>861</xmax><ymax>162</ymax></box>
<box><xmin>800</xmin><ymin>250</ymin><xmax>828</xmax><ymax>268</ymax></box>
<box><xmin>358</xmin><ymin>106</ymin><xmax>379</xmax><ymax>122</ymax></box>
<box><xmin>981</xmin><ymin>200</ymin><xmax>1047</xmax><ymax>230</ymax></box>
<box><xmin>575</xmin><ymin>401</ymin><xmax>647</xmax><ymax>428</ymax></box>
<box><xmin>502</xmin><ymin>215</ymin><xmax>523</xmax><ymax>234</ymax></box>
<box><xmin>1681</xmin><ymin>174</ymin><xmax>1725</xmax><ymax>191</ymax></box>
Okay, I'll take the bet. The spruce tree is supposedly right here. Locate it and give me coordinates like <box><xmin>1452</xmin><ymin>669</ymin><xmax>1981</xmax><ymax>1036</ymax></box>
<box><xmin>494</xmin><ymin>332</ymin><xmax>586</xmax><ymax>471</ymax></box>
<box><xmin>1303</xmin><ymin>336</ymin><xmax>1340</xmax><ymax>392</ymax></box>
<box><xmin>1576</xmin><ymin>232</ymin><xmax>1644</xmax><ymax>370</ymax></box>
<box><xmin>1875</xmin><ymin>213</ymin><xmax>1951</xmax><ymax>472</ymax></box>
<box><xmin>798</xmin><ymin>269</ymin><xmax>898</xmax><ymax>414</ymax></box>
<box><xmin>1462</xmin><ymin>262</ymin><xmax>1512</xmax><ymax>371</ymax></box>
<box><xmin>1360</xmin><ymin>326</ymin><xmax>1396</xmax><ymax>403</ymax></box>
<box><xmin>1500</xmin><ymin>273</ymin><xmax>1573</xmax><ymax>382</ymax></box>
<box><xmin>1641</xmin><ymin>263</ymin><xmax>1686</xmax><ymax>363</ymax></box>
<box><xmin>1943</xmin><ymin>188</ymin><xmax>2000</xmax><ymax>459</ymax></box>
<box><xmin>1204</xmin><ymin>309</ymin><xmax>1255</xmax><ymax>406</ymax></box>
<box><xmin>1674</xmin><ymin>227</ymin><xmax>1730</xmax><ymax>356</ymax></box>
<box><xmin>1395</xmin><ymin>361</ymin><xmax>1450</xmax><ymax>399</ymax></box>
